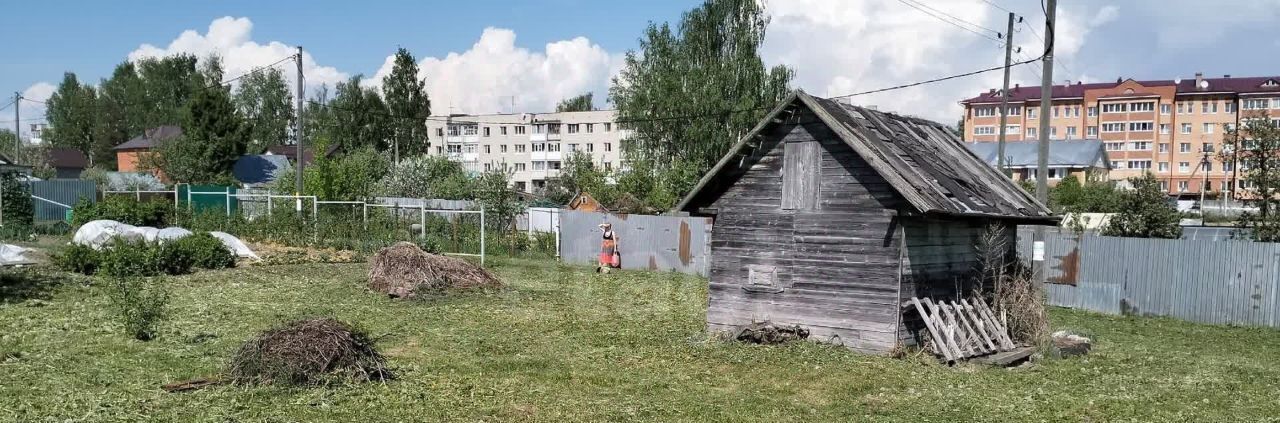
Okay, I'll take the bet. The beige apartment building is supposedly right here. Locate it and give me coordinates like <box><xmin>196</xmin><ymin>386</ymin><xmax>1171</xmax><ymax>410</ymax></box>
<box><xmin>425</xmin><ymin>110</ymin><xmax>624</xmax><ymax>192</ymax></box>
<box><xmin>960</xmin><ymin>73</ymin><xmax>1280</xmax><ymax>198</ymax></box>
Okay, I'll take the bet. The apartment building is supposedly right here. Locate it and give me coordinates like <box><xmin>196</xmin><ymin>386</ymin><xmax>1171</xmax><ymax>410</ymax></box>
<box><xmin>960</xmin><ymin>73</ymin><xmax>1280</xmax><ymax>198</ymax></box>
<box><xmin>424</xmin><ymin>110</ymin><xmax>624</xmax><ymax>192</ymax></box>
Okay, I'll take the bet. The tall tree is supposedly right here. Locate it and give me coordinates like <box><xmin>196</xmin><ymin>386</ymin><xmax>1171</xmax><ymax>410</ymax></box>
<box><xmin>556</xmin><ymin>93</ymin><xmax>595</xmax><ymax>112</ymax></box>
<box><xmin>329</xmin><ymin>75</ymin><xmax>391</xmax><ymax>153</ymax></box>
<box><xmin>136</xmin><ymin>54</ymin><xmax>201</xmax><ymax>127</ymax></box>
<box><xmin>44</xmin><ymin>72</ymin><xmax>99</xmax><ymax>162</ymax></box>
<box><xmin>235</xmin><ymin>66</ymin><xmax>295</xmax><ymax>154</ymax></box>
<box><xmin>155</xmin><ymin>57</ymin><xmax>245</xmax><ymax>183</ymax></box>
<box><xmin>381</xmin><ymin>48</ymin><xmax>431</xmax><ymax>160</ymax></box>
<box><xmin>93</xmin><ymin>62</ymin><xmax>147</xmax><ymax>168</ymax></box>
<box><xmin>1100</xmin><ymin>173</ymin><xmax>1183</xmax><ymax>239</ymax></box>
<box><xmin>609</xmin><ymin>0</ymin><xmax>793</xmax><ymax>207</ymax></box>
<box><xmin>1222</xmin><ymin>111</ymin><xmax>1280</xmax><ymax>241</ymax></box>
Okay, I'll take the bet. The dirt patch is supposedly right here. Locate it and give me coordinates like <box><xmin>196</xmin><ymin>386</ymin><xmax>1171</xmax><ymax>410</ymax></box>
<box><xmin>367</xmin><ymin>242</ymin><xmax>501</xmax><ymax>299</ymax></box>
<box><xmin>250</xmin><ymin>242</ymin><xmax>363</xmax><ymax>265</ymax></box>
<box><xmin>227</xmin><ymin>317</ymin><xmax>391</xmax><ymax>386</ymax></box>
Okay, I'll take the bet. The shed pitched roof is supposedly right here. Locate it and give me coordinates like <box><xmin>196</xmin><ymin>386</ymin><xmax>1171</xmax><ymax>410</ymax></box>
<box><xmin>232</xmin><ymin>154</ymin><xmax>291</xmax><ymax>185</ymax></box>
<box><xmin>676</xmin><ymin>90</ymin><xmax>1056</xmax><ymax>222</ymax></box>
<box><xmin>114</xmin><ymin>126</ymin><xmax>183</xmax><ymax>150</ymax></box>
<box><xmin>966</xmin><ymin>140</ymin><xmax>1110</xmax><ymax>170</ymax></box>
<box><xmin>45</xmin><ymin>147</ymin><xmax>89</xmax><ymax>169</ymax></box>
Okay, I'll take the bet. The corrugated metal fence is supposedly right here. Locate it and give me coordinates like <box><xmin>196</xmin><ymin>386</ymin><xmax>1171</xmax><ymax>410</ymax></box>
<box><xmin>559</xmin><ymin>210</ymin><xmax>712</xmax><ymax>276</ymax></box>
<box><xmin>1020</xmin><ymin>230</ymin><xmax>1280</xmax><ymax>327</ymax></box>
<box><xmin>26</xmin><ymin>179</ymin><xmax>96</xmax><ymax>222</ymax></box>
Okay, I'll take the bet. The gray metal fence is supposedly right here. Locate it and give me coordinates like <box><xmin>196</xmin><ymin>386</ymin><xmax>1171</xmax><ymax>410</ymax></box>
<box><xmin>559</xmin><ymin>210</ymin><xmax>712</xmax><ymax>276</ymax></box>
<box><xmin>1021</xmin><ymin>231</ymin><xmax>1280</xmax><ymax>327</ymax></box>
<box><xmin>26</xmin><ymin>180</ymin><xmax>96</xmax><ymax>222</ymax></box>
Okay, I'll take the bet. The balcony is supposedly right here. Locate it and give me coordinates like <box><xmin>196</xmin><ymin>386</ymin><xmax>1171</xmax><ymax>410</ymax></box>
<box><xmin>531</xmin><ymin>151</ymin><xmax>562</xmax><ymax>161</ymax></box>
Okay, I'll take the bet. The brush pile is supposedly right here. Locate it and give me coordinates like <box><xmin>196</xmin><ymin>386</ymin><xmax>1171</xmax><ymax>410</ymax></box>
<box><xmin>367</xmin><ymin>242</ymin><xmax>500</xmax><ymax>298</ymax></box>
<box><xmin>735</xmin><ymin>322</ymin><xmax>810</xmax><ymax>345</ymax></box>
<box><xmin>227</xmin><ymin>317</ymin><xmax>392</xmax><ymax>386</ymax></box>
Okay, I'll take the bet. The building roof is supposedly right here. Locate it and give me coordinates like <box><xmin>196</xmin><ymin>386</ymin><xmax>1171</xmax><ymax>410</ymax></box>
<box><xmin>966</xmin><ymin>140</ymin><xmax>1110</xmax><ymax>170</ymax></box>
<box><xmin>232</xmin><ymin>154</ymin><xmax>291</xmax><ymax>185</ymax></box>
<box><xmin>677</xmin><ymin>90</ymin><xmax>1057</xmax><ymax>222</ymax></box>
<box><xmin>961</xmin><ymin>75</ymin><xmax>1280</xmax><ymax>104</ymax></box>
<box><xmin>265</xmin><ymin>143</ymin><xmax>341</xmax><ymax>165</ymax></box>
<box><xmin>45</xmin><ymin>147</ymin><xmax>88</xmax><ymax>169</ymax></box>
<box><xmin>113</xmin><ymin>126</ymin><xmax>182</xmax><ymax>150</ymax></box>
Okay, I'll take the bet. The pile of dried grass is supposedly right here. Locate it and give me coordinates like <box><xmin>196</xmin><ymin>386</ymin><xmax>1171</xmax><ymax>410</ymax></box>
<box><xmin>227</xmin><ymin>317</ymin><xmax>392</xmax><ymax>386</ymax></box>
<box><xmin>368</xmin><ymin>242</ymin><xmax>500</xmax><ymax>298</ymax></box>
<box><xmin>994</xmin><ymin>267</ymin><xmax>1049</xmax><ymax>345</ymax></box>
<box><xmin>734</xmin><ymin>322</ymin><xmax>810</xmax><ymax>345</ymax></box>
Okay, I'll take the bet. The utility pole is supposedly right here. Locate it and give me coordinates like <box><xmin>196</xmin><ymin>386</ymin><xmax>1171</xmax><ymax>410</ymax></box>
<box><xmin>996</xmin><ymin>12</ymin><xmax>1016</xmax><ymax>175</ymax></box>
<box><xmin>295</xmin><ymin>46</ymin><xmax>305</xmax><ymax>197</ymax></box>
<box><xmin>1033</xmin><ymin>0</ymin><xmax>1056</xmax><ymax>286</ymax></box>
<box><xmin>13</xmin><ymin>92</ymin><xmax>20</xmax><ymax>153</ymax></box>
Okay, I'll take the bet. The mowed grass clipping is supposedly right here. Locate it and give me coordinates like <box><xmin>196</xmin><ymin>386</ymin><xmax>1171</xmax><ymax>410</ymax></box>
<box><xmin>1</xmin><ymin>259</ymin><xmax>1279</xmax><ymax>421</ymax></box>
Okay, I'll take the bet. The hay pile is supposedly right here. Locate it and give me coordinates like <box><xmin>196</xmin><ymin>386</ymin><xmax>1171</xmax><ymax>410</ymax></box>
<box><xmin>735</xmin><ymin>322</ymin><xmax>810</xmax><ymax>345</ymax></box>
<box><xmin>368</xmin><ymin>242</ymin><xmax>501</xmax><ymax>298</ymax></box>
<box><xmin>227</xmin><ymin>317</ymin><xmax>392</xmax><ymax>386</ymax></box>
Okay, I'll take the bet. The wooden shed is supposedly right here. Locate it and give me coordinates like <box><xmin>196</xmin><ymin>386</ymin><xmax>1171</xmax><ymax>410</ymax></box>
<box><xmin>566</xmin><ymin>192</ymin><xmax>608</xmax><ymax>213</ymax></box>
<box><xmin>676</xmin><ymin>90</ymin><xmax>1057</xmax><ymax>354</ymax></box>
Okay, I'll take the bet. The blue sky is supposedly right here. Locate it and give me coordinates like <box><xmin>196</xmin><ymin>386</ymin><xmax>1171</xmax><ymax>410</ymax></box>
<box><xmin>5</xmin><ymin>0</ymin><xmax>1280</xmax><ymax>132</ymax></box>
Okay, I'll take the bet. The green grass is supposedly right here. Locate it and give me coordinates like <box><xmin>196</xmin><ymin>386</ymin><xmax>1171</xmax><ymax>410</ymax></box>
<box><xmin>2</xmin><ymin>259</ymin><xmax>1280</xmax><ymax>421</ymax></box>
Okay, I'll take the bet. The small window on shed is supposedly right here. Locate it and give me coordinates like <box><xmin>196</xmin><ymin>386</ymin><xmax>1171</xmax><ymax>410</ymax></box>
<box><xmin>782</xmin><ymin>141</ymin><xmax>821</xmax><ymax>210</ymax></box>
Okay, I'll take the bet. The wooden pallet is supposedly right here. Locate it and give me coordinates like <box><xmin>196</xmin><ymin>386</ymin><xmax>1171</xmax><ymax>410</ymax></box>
<box><xmin>904</xmin><ymin>296</ymin><xmax>1017</xmax><ymax>362</ymax></box>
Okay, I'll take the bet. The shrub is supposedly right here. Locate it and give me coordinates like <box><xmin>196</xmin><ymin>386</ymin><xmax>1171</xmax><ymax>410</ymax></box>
<box><xmin>104</xmin><ymin>276</ymin><xmax>170</xmax><ymax>341</ymax></box>
<box><xmin>53</xmin><ymin>244</ymin><xmax>101</xmax><ymax>275</ymax></box>
<box><xmin>72</xmin><ymin>196</ymin><xmax>174</xmax><ymax>227</ymax></box>
<box><xmin>98</xmin><ymin>239</ymin><xmax>168</xmax><ymax>277</ymax></box>
<box><xmin>1</xmin><ymin>174</ymin><xmax>33</xmax><ymax>230</ymax></box>
<box><xmin>173</xmin><ymin>233</ymin><xmax>235</xmax><ymax>270</ymax></box>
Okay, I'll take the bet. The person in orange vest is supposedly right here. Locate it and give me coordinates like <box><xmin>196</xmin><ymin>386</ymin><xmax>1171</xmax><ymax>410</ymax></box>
<box><xmin>597</xmin><ymin>223</ymin><xmax>620</xmax><ymax>273</ymax></box>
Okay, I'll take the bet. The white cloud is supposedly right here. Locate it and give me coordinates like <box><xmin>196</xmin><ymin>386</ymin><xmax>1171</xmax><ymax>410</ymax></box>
<box><xmin>127</xmin><ymin>16</ymin><xmax>348</xmax><ymax>95</ymax></box>
<box><xmin>6</xmin><ymin>82</ymin><xmax>54</xmax><ymax>139</ymax></box>
<box><xmin>762</xmin><ymin>0</ymin><xmax>1117</xmax><ymax>122</ymax></box>
<box><xmin>368</xmin><ymin>27</ymin><xmax>620</xmax><ymax>115</ymax></box>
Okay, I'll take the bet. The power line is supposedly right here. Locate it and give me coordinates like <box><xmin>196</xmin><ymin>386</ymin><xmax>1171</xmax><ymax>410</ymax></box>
<box><xmin>979</xmin><ymin>0</ymin><xmax>1013</xmax><ymax>14</ymax></box>
<box><xmin>217</xmin><ymin>55</ymin><xmax>297</xmax><ymax>87</ymax></box>
<box><xmin>895</xmin><ymin>0</ymin><xmax>1003</xmax><ymax>43</ymax></box>
<box><xmin>18</xmin><ymin>97</ymin><xmax>45</xmax><ymax>105</ymax></box>
<box><xmin>0</xmin><ymin>100</ymin><xmax>13</xmax><ymax>112</ymax></box>
<box><xmin>906</xmin><ymin>0</ymin><xmax>1003</xmax><ymax>35</ymax></box>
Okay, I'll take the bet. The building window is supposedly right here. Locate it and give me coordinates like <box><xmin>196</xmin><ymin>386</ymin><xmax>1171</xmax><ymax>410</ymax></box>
<box><xmin>436</xmin><ymin>146</ymin><xmax>443</xmax><ymax>154</ymax></box>
<box><xmin>463</xmin><ymin>144</ymin><xmax>477</xmax><ymax>154</ymax></box>
<box><xmin>1224</xmin><ymin>161</ymin><xmax>1235</xmax><ymax>172</ymax></box>
<box><xmin>1111</xmin><ymin>161</ymin><xmax>1124</xmax><ymax>169</ymax></box>
<box><xmin>1159</xmin><ymin>143</ymin><xmax>1169</xmax><ymax>153</ymax></box>
<box><xmin>1160</xmin><ymin>180</ymin><xmax>1170</xmax><ymax>191</ymax></box>
<box><xmin>1129</xmin><ymin>102</ymin><xmax>1154</xmax><ymax>112</ymax></box>
<box><xmin>1203</xmin><ymin>162</ymin><xmax>1213</xmax><ymax>172</ymax></box>
<box><xmin>1066</xmin><ymin>126</ymin><xmax>1077</xmax><ymax>139</ymax></box>
<box><xmin>1202</xmin><ymin>101</ymin><xmax>1218</xmax><ymax>113</ymax></box>
<box><xmin>586</xmin><ymin>143</ymin><xmax>594</xmax><ymax>152</ymax></box>
<box><xmin>484</xmin><ymin>145</ymin><xmax>491</xmax><ymax>154</ymax></box>
<box><xmin>586</xmin><ymin>123</ymin><xmax>594</xmax><ymax>133</ymax></box>
<box><xmin>515</xmin><ymin>125</ymin><xmax>527</xmax><ymax>135</ymax></box>
<box><xmin>1129</xmin><ymin>121</ymin><xmax>1153</xmax><ymax>132</ymax></box>
<box><xmin>1105</xmin><ymin>142</ymin><xmax>1124</xmax><ymax>151</ymax></box>
<box><xmin>1243</xmin><ymin>98</ymin><xmax>1269</xmax><ymax>110</ymax></box>
<box><xmin>548</xmin><ymin>161</ymin><xmax>562</xmax><ymax>170</ymax></box>
<box><xmin>1129</xmin><ymin>160</ymin><xmax>1152</xmax><ymax>170</ymax></box>
<box><xmin>1101</xmin><ymin>123</ymin><xmax>1125</xmax><ymax>133</ymax></box>
<box><xmin>1160</xmin><ymin>104</ymin><xmax>1171</xmax><ymax>114</ymax></box>
<box><xmin>1028</xmin><ymin>108</ymin><xmax>1038</xmax><ymax>119</ymax></box>
<box><xmin>446</xmin><ymin>144</ymin><xmax>462</xmax><ymax>153</ymax></box>
<box><xmin>1179</xmin><ymin>162</ymin><xmax>1190</xmax><ymax>173</ymax></box>
<box><xmin>436</xmin><ymin>128</ymin><xmax>445</xmax><ymax>137</ymax></box>
<box><xmin>549</xmin><ymin>142</ymin><xmax>561</xmax><ymax>152</ymax></box>
<box><xmin>515</xmin><ymin>163</ymin><xmax>527</xmax><ymax>171</ymax></box>
<box><xmin>1159</xmin><ymin>123</ymin><xmax>1170</xmax><ymax>134</ymax></box>
<box><xmin>1053</xmin><ymin>106</ymin><xmax>1060</xmax><ymax>118</ymax></box>
<box><xmin>605</xmin><ymin>143</ymin><xmax>612</xmax><ymax>152</ymax></box>
<box><xmin>604</xmin><ymin>162</ymin><xmax>612</xmax><ymax>171</ymax></box>
<box><xmin>532</xmin><ymin>161</ymin><xmax>546</xmax><ymax>171</ymax></box>
<box><xmin>1226</xmin><ymin>102</ymin><xmax>1237</xmax><ymax>113</ymax></box>
<box><xmin>567</xmin><ymin>124</ymin><xmax>580</xmax><ymax>134</ymax></box>
<box><xmin>973</xmin><ymin>126</ymin><xmax>996</xmax><ymax>135</ymax></box>
<box><xmin>1026</xmin><ymin>127</ymin><xmax>1038</xmax><ymax>138</ymax></box>
<box><xmin>1073</xmin><ymin>106</ymin><xmax>1081</xmax><ymax>117</ymax></box>
<box><xmin>1181</xmin><ymin>123</ymin><xmax>1192</xmax><ymax>134</ymax></box>
<box><xmin>1202</xmin><ymin>123</ymin><xmax>1214</xmax><ymax>134</ymax></box>
<box><xmin>500</xmin><ymin>126</ymin><xmax>508</xmax><ymax>135</ymax></box>
<box><xmin>1159</xmin><ymin>162</ymin><xmax>1169</xmax><ymax>172</ymax></box>
<box><xmin>1180</xmin><ymin>143</ymin><xmax>1192</xmax><ymax>153</ymax></box>
<box><xmin>604</xmin><ymin>123</ymin><xmax>612</xmax><ymax>132</ymax></box>
<box><xmin>1178</xmin><ymin>180</ymin><xmax>1189</xmax><ymax>191</ymax></box>
<box><xmin>1130</xmin><ymin>141</ymin><xmax>1151</xmax><ymax>151</ymax></box>
<box><xmin>483</xmin><ymin>127</ymin><xmax>491</xmax><ymax>137</ymax></box>
<box><xmin>974</xmin><ymin>106</ymin><xmax>997</xmax><ymax>117</ymax></box>
<box><xmin>1086</xmin><ymin>126</ymin><xmax>1097</xmax><ymax>137</ymax></box>
<box><xmin>567</xmin><ymin>143</ymin><xmax>578</xmax><ymax>152</ymax></box>
<box><xmin>1005</xmin><ymin>106</ymin><xmax>1021</xmax><ymax>116</ymax></box>
<box><xmin>1203</xmin><ymin>142</ymin><xmax>1215</xmax><ymax>153</ymax></box>
<box><xmin>1102</xmin><ymin>103</ymin><xmax>1127</xmax><ymax>113</ymax></box>
<box><xmin>500</xmin><ymin>144</ymin><xmax>508</xmax><ymax>153</ymax></box>
<box><xmin>1005</xmin><ymin>124</ymin><xmax>1020</xmax><ymax>134</ymax></box>
<box><xmin>1086</xmin><ymin>106</ymin><xmax>1097</xmax><ymax>117</ymax></box>
<box><xmin>1050</xmin><ymin>127</ymin><xmax>1058</xmax><ymax>137</ymax></box>
<box><xmin>515</xmin><ymin>144</ymin><xmax>527</xmax><ymax>153</ymax></box>
<box><xmin>484</xmin><ymin>163</ymin><xmax>493</xmax><ymax>171</ymax></box>
<box><xmin>463</xmin><ymin>125</ymin><xmax>478</xmax><ymax>136</ymax></box>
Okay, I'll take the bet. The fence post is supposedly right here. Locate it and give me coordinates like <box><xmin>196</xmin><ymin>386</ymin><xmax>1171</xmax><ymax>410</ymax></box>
<box><xmin>554</xmin><ymin>210</ymin><xmax>561</xmax><ymax>258</ymax></box>
<box><xmin>480</xmin><ymin>206</ymin><xmax>486</xmax><ymax>267</ymax></box>
<box><xmin>419</xmin><ymin>204</ymin><xmax>426</xmax><ymax>239</ymax></box>
<box><xmin>267</xmin><ymin>195</ymin><xmax>273</xmax><ymax>216</ymax></box>
<box><xmin>135</xmin><ymin>188</ymin><xmax>141</xmax><ymax>201</ymax></box>
<box><xmin>362</xmin><ymin>203</ymin><xmax>368</xmax><ymax>231</ymax></box>
<box><xmin>225</xmin><ymin>187</ymin><xmax>231</xmax><ymax>217</ymax></box>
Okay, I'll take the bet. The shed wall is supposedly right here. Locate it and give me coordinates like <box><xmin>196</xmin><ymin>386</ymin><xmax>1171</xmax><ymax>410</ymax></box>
<box><xmin>704</xmin><ymin>110</ymin><xmax>907</xmax><ymax>354</ymax></box>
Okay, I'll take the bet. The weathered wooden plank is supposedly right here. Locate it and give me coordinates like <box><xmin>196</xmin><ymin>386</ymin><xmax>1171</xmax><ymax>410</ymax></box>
<box><xmin>782</xmin><ymin>140</ymin><xmax>821</xmax><ymax>211</ymax></box>
<box><xmin>908</xmin><ymin>298</ymin><xmax>954</xmax><ymax>361</ymax></box>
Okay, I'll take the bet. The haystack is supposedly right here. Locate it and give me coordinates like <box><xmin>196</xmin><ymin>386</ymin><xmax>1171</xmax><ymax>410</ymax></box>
<box><xmin>227</xmin><ymin>317</ymin><xmax>391</xmax><ymax>386</ymax></box>
<box><xmin>367</xmin><ymin>242</ymin><xmax>501</xmax><ymax>298</ymax></box>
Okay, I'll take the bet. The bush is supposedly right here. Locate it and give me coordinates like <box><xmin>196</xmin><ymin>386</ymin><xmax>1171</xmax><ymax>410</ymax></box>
<box><xmin>99</xmin><ymin>238</ymin><xmax>169</xmax><ymax>277</ymax></box>
<box><xmin>173</xmin><ymin>233</ymin><xmax>235</xmax><ymax>270</ymax></box>
<box><xmin>1</xmin><ymin>174</ymin><xmax>33</xmax><ymax>230</ymax></box>
<box><xmin>72</xmin><ymin>196</ymin><xmax>174</xmax><ymax>227</ymax></box>
<box><xmin>104</xmin><ymin>276</ymin><xmax>170</xmax><ymax>341</ymax></box>
<box><xmin>53</xmin><ymin>244</ymin><xmax>100</xmax><ymax>275</ymax></box>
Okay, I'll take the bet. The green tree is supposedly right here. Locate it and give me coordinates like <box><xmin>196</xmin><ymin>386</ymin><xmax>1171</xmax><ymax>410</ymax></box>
<box><xmin>282</xmin><ymin>145</ymin><xmax>390</xmax><ymax>201</ymax></box>
<box><xmin>93</xmin><ymin>62</ymin><xmax>148</xmax><ymax>168</ymax></box>
<box><xmin>1100</xmin><ymin>173</ymin><xmax>1182</xmax><ymax>239</ymax></box>
<box><xmin>556</xmin><ymin>93</ymin><xmax>595</xmax><ymax>112</ymax></box>
<box><xmin>543</xmin><ymin>151</ymin><xmax>610</xmax><ymax>205</ymax></box>
<box><xmin>377</xmin><ymin>155</ymin><xmax>473</xmax><ymax>200</ymax></box>
<box><xmin>0</xmin><ymin>173</ymin><xmax>34</xmax><ymax>230</ymax></box>
<box><xmin>136</xmin><ymin>54</ymin><xmax>201</xmax><ymax>128</ymax></box>
<box><xmin>45</xmin><ymin>72</ymin><xmax>100</xmax><ymax>163</ymax></box>
<box><xmin>1050</xmin><ymin>171</ymin><xmax>1120</xmax><ymax>213</ymax></box>
<box><xmin>328</xmin><ymin>76</ymin><xmax>391</xmax><ymax>153</ymax></box>
<box><xmin>156</xmin><ymin>57</ymin><xmax>245</xmax><ymax>183</ymax></box>
<box><xmin>381</xmin><ymin>48</ymin><xmax>431</xmax><ymax>161</ymax></box>
<box><xmin>473</xmin><ymin>169</ymin><xmax>523</xmax><ymax>232</ymax></box>
<box><xmin>234</xmin><ymin>66</ymin><xmax>294</xmax><ymax>154</ymax></box>
<box><xmin>1222</xmin><ymin>111</ymin><xmax>1280</xmax><ymax>241</ymax></box>
<box><xmin>609</xmin><ymin>0</ymin><xmax>793</xmax><ymax>207</ymax></box>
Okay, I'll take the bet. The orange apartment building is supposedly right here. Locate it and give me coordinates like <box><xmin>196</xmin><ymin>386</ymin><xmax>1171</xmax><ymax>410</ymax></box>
<box><xmin>960</xmin><ymin>73</ymin><xmax>1280</xmax><ymax>198</ymax></box>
